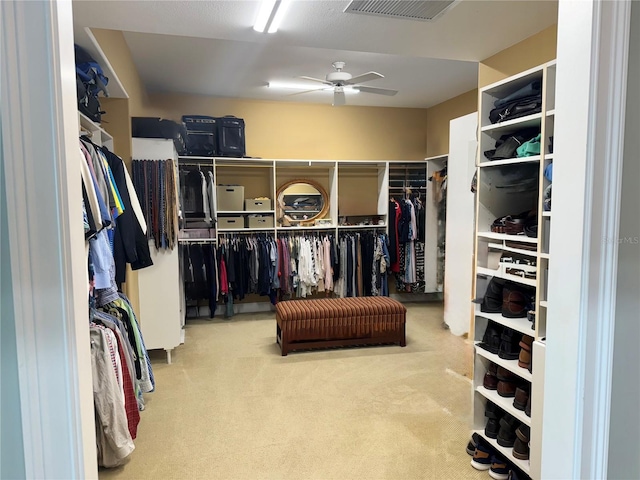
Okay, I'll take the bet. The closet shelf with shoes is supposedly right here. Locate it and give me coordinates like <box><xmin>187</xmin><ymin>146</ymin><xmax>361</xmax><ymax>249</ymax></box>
<box><xmin>475</xmin><ymin>309</ymin><xmax>535</xmax><ymax>337</ymax></box>
<box><xmin>472</xmin><ymin>60</ymin><xmax>555</xmax><ymax>480</ymax></box>
<box><xmin>476</xmin><ymin>387</ymin><xmax>532</xmax><ymax>427</ymax></box>
<box><xmin>472</xmin><ymin>430</ymin><xmax>531</xmax><ymax>475</ymax></box>
<box><xmin>477</xmin><ymin>266</ymin><xmax>537</xmax><ymax>288</ymax></box>
<box><xmin>475</xmin><ymin>344</ymin><xmax>533</xmax><ymax>382</ymax></box>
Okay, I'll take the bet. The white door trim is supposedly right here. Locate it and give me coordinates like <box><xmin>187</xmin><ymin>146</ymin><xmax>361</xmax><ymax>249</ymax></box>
<box><xmin>543</xmin><ymin>1</ymin><xmax>632</xmax><ymax>478</ymax></box>
<box><xmin>1</xmin><ymin>1</ymin><xmax>97</xmax><ymax>478</ymax></box>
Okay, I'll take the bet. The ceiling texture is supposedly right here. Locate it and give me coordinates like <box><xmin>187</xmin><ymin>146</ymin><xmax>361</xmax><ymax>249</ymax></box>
<box><xmin>73</xmin><ymin>0</ymin><xmax>558</xmax><ymax>108</ymax></box>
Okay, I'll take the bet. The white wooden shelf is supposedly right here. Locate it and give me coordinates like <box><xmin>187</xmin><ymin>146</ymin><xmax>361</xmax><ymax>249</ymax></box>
<box><xmin>276</xmin><ymin>225</ymin><xmax>336</xmax><ymax>231</ymax></box>
<box><xmin>539</xmin><ymin>252</ymin><xmax>550</xmax><ymax>260</ymax></box>
<box><xmin>542</xmin><ymin>211</ymin><xmax>552</xmax><ymax>217</ymax></box>
<box><xmin>475</xmin><ymin>308</ymin><xmax>534</xmax><ymax>337</ymax></box>
<box><xmin>546</xmin><ymin>109</ymin><xmax>556</xmax><ymax>117</ymax></box>
<box><xmin>477</xmin><ymin>266</ymin><xmax>537</xmax><ymax>288</ymax></box>
<box><xmin>476</xmin><ymin>386</ymin><xmax>532</xmax><ymax>426</ymax></box>
<box><xmin>178</xmin><ymin>238</ymin><xmax>217</xmax><ymax>243</ymax></box>
<box><xmin>337</xmin><ymin>224</ymin><xmax>387</xmax><ymax>230</ymax></box>
<box><xmin>218</xmin><ymin>210</ymin><xmax>275</xmax><ymax>215</ymax></box>
<box><xmin>73</xmin><ymin>27</ymin><xmax>128</xmax><ymax>98</ymax></box>
<box><xmin>477</xmin><ymin>232</ymin><xmax>539</xmax><ymax>244</ymax></box>
<box><xmin>473</xmin><ymin>430</ymin><xmax>531</xmax><ymax>475</ymax></box>
<box><xmin>545</xmin><ymin>154</ymin><xmax>554</xmax><ymax>161</ymax></box>
<box><xmin>475</xmin><ymin>344</ymin><xmax>533</xmax><ymax>383</ymax></box>
<box><xmin>487</xmin><ymin>242</ymin><xmax>538</xmax><ymax>258</ymax></box>
<box><xmin>218</xmin><ymin>227</ymin><xmax>275</xmax><ymax>232</ymax></box>
<box><xmin>480</xmin><ymin>113</ymin><xmax>543</xmax><ymax>133</ymax></box>
<box><xmin>539</xmin><ymin>300</ymin><xmax>548</xmax><ymax>308</ymax></box>
<box><xmin>478</xmin><ymin>155</ymin><xmax>541</xmax><ymax>168</ymax></box>
<box><xmin>79</xmin><ymin>112</ymin><xmax>113</xmax><ymax>147</ymax></box>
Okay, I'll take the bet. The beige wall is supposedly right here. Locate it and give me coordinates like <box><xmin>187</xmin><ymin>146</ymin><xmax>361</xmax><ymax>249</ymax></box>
<box><xmin>143</xmin><ymin>93</ymin><xmax>428</xmax><ymax>161</ymax></box>
<box><xmin>425</xmin><ymin>89</ymin><xmax>478</xmax><ymax>158</ymax></box>
<box><xmin>479</xmin><ymin>24</ymin><xmax>558</xmax><ymax>87</ymax></box>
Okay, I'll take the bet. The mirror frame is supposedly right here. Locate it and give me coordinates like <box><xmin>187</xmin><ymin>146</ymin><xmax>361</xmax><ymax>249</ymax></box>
<box><xmin>276</xmin><ymin>178</ymin><xmax>330</xmax><ymax>226</ymax></box>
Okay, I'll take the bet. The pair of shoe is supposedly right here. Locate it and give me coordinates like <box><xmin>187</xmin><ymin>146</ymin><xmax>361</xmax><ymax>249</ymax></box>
<box><xmin>478</xmin><ymin>323</ymin><xmax>525</xmax><ymax>360</ymax></box>
<box><xmin>470</xmin><ymin>438</ymin><xmax>510</xmax><ymax>480</ymax></box>
<box><xmin>467</xmin><ymin>433</ymin><xmax>531</xmax><ymax>479</ymax></box>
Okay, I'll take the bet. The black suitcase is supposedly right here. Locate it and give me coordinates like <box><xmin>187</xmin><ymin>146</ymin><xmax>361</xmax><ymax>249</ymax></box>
<box><xmin>216</xmin><ymin>116</ymin><xmax>245</xmax><ymax>157</ymax></box>
<box><xmin>182</xmin><ymin>115</ymin><xmax>217</xmax><ymax>157</ymax></box>
<box><xmin>131</xmin><ymin>117</ymin><xmax>187</xmax><ymax>155</ymax></box>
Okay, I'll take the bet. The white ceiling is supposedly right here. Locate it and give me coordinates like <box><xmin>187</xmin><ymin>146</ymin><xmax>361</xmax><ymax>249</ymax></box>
<box><xmin>73</xmin><ymin>0</ymin><xmax>558</xmax><ymax>108</ymax></box>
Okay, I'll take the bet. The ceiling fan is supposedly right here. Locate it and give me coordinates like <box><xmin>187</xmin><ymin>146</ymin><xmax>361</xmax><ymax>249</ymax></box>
<box><xmin>294</xmin><ymin>61</ymin><xmax>399</xmax><ymax>106</ymax></box>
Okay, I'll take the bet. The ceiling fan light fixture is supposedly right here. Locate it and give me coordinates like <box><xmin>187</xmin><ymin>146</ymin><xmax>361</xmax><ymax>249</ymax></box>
<box><xmin>253</xmin><ymin>0</ymin><xmax>291</xmax><ymax>34</ymax></box>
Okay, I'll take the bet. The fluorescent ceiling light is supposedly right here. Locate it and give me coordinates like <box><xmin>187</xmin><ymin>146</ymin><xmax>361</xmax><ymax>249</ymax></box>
<box><xmin>253</xmin><ymin>0</ymin><xmax>292</xmax><ymax>34</ymax></box>
<box><xmin>267</xmin><ymin>82</ymin><xmax>359</xmax><ymax>93</ymax></box>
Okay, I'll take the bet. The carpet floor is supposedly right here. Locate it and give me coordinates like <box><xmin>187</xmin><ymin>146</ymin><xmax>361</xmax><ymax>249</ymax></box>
<box><xmin>99</xmin><ymin>302</ymin><xmax>483</xmax><ymax>480</ymax></box>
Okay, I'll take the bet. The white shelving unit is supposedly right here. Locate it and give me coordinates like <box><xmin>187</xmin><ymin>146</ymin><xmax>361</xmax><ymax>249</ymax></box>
<box><xmin>472</xmin><ymin>61</ymin><xmax>556</xmax><ymax>479</ymax></box>
<box><xmin>176</xmin><ymin>157</ymin><xmax>393</xmax><ymax>243</ymax></box>
<box><xmin>131</xmin><ymin>139</ymin><xmax>183</xmax><ymax>364</ymax></box>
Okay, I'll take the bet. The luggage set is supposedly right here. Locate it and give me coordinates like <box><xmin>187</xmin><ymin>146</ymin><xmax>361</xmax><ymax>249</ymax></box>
<box><xmin>131</xmin><ymin>115</ymin><xmax>246</xmax><ymax>158</ymax></box>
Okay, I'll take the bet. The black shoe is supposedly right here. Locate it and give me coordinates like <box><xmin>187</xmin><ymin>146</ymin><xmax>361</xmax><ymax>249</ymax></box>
<box><xmin>485</xmin><ymin>418</ymin><xmax>501</xmax><ymax>439</ymax></box>
<box><xmin>499</xmin><ymin>413</ymin><xmax>519</xmax><ymax>431</ymax></box>
<box><xmin>466</xmin><ymin>432</ymin><xmax>481</xmax><ymax>456</ymax></box>
<box><xmin>485</xmin><ymin>401</ymin><xmax>504</xmax><ymax>420</ymax></box>
<box><xmin>498</xmin><ymin>328</ymin><xmax>523</xmax><ymax>360</ymax></box>
<box><xmin>497</xmin><ymin>425</ymin><xmax>518</xmax><ymax>448</ymax></box>
<box><xmin>479</xmin><ymin>323</ymin><xmax>504</xmax><ymax>354</ymax></box>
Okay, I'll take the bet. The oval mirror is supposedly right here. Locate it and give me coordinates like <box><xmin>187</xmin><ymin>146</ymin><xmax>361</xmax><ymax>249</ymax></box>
<box><xmin>276</xmin><ymin>179</ymin><xmax>329</xmax><ymax>226</ymax></box>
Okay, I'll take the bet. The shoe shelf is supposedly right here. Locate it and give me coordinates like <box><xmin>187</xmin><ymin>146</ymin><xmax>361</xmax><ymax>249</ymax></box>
<box><xmin>487</xmin><ymin>242</ymin><xmax>538</xmax><ymax>258</ymax></box>
<box><xmin>477</xmin><ymin>232</ymin><xmax>538</xmax><ymax>244</ymax></box>
<box><xmin>473</xmin><ymin>429</ymin><xmax>531</xmax><ymax>475</ymax></box>
<box><xmin>476</xmin><ymin>386</ymin><xmax>532</xmax><ymax>427</ymax></box>
<box><xmin>477</xmin><ymin>266</ymin><xmax>537</xmax><ymax>288</ymax></box>
<box><xmin>475</xmin><ymin>308</ymin><xmax>534</xmax><ymax>337</ymax></box>
<box><xmin>478</xmin><ymin>155</ymin><xmax>541</xmax><ymax>168</ymax></box>
<box><xmin>473</xmin><ymin>60</ymin><xmax>556</xmax><ymax>480</ymax></box>
<box><xmin>474</xmin><ymin>343</ymin><xmax>533</xmax><ymax>383</ymax></box>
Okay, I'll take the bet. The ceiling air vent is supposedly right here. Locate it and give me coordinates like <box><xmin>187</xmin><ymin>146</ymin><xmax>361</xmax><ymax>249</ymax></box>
<box><xmin>344</xmin><ymin>0</ymin><xmax>458</xmax><ymax>22</ymax></box>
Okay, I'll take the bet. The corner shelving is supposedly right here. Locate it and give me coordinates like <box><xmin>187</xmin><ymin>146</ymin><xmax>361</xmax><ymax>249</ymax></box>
<box><xmin>472</xmin><ymin>60</ymin><xmax>556</xmax><ymax>480</ymax></box>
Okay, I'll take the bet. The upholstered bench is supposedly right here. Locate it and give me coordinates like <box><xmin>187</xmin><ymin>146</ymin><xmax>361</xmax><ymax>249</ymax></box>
<box><xmin>275</xmin><ymin>297</ymin><xmax>407</xmax><ymax>356</ymax></box>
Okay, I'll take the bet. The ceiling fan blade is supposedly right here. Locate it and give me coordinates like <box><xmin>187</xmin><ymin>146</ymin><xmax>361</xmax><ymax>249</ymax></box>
<box><xmin>333</xmin><ymin>90</ymin><xmax>346</xmax><ymax>106</ymax></box>
<box><xmin>353</xmin><ymin>86</ymin><xmax>399</xmax><ymax>96</ymax></box>
<box><xmin>285</xmin><ymin>88</ymin><xmax>329</xmax><ymax>97</ymax></box>
<box><xmin>298</xmin><ymin>76</ymin><xmax>332</xmax><ymax>85</ymax></box>
<box><xmin>345</xmin><ymin>71</ymin><xmax>384</xmax><ymax>85</ymax></box>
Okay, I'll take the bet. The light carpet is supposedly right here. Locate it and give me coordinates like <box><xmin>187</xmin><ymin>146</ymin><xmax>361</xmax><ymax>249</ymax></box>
<box><xmin>99</xmin><ymin>302</ymin><xmax>483</xmax><ymax>480</ymax></box>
